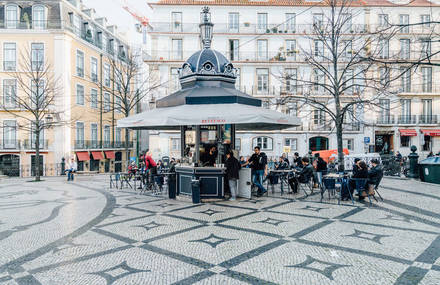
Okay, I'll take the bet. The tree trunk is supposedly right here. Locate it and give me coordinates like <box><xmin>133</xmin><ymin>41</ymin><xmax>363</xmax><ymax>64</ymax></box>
<box><xmin>125</xmin><ymin>127</ymin><xmax>130</xmax><ymax>169</ymax></box>
<box><xmin>336</xmin><ymin>122</ymin><xmax>345</xmax><ymax>172</ymax></box>
<box><xmin>35</xmin><ymin>128</ymin><xmax>41</xmax><ymax>181</ymax></box>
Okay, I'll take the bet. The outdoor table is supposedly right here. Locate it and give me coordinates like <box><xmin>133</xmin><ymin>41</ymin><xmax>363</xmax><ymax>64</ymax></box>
<box><xmin>322</xmin><ymin>173</ymin><xmax>353</xmax><ymax>205</ymax></box>
<box><xmin>269</xmin><ymin>169</ymin><xmax>298</xmax><ymax>194</ymax></box>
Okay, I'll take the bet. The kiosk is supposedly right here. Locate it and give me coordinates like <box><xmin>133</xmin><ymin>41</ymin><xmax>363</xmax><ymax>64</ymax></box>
<box><xmin>118</xmin><ymin>7</ymin><xmax>301</xmax><ymax>200</ymax></box>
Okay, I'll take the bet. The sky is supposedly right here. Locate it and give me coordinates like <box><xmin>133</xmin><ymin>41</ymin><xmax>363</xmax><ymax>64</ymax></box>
<box><xmin>82</xmin><ymin>0</ymin><xmax>152</xmax><ymax>44</ymax></box>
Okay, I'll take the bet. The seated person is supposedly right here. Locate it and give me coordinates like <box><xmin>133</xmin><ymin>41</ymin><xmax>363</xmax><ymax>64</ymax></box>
<box><xmin>288</xmin><ymin>157</ymin><xmax>314</xmax><ymax>193</ymax></box>
<box><xmin>201</xmin><ymin>146</ymin><xmax>217</xmax><ymax>166</ymax></box>
<box><xmin>363</xmin><ymin>159</ymin><xmax>383</xmax><ymax>199</ymax></box>
<box><xmin>345</xmin><ymin>160</ymin><xmax>368</xmax><ymax>201</ymax></box>
<box><xmin>276</xmin><ymin>156</ymin><xmax>289</xmax><ymax>170</ymax></box>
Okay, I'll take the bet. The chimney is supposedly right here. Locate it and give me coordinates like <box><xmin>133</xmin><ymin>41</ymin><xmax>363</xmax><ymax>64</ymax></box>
<box><xmin>95</xmin><ymin>17</ymin><xmax>108</xmax><ymax>27</ymax></box>
<box><xmin>82</xmin><ymin>8</ymin><xmax>96</xmax><ymax>18</ymax></box>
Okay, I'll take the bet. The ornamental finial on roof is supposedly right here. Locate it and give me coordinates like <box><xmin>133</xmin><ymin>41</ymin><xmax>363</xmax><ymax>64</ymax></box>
<box><xmin>199</xmin><ymin>6</ymin><xmax>213</xmax><ymax>49</ymax></box>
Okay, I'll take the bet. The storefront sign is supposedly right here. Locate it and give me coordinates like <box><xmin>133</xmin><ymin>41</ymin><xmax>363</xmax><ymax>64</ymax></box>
<box><xmin>364</xmin><ymin>137</ymin><xmax>370</xmax><ymax>144</ymax></box>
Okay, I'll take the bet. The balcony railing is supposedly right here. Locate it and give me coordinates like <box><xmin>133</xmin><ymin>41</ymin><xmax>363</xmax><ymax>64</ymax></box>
<box><xmin>309</xmin><ymin>123</ymin><xmax>333</xmax><ymax>131</ymax></box>
<box><xmin>377</xmin><ymin>116</ymin><xmax>395</xmax><ymax>125</ymax></box>
<box><xmin>22</xmin><ymin>139</ymin><xmax>49</xmax><ymax>150</ymax></box>
<box><xmin>0</xmin><ymin>140</ymin><xmax>20</xmax><ymax>150</ymax></box>
<box><xmin>0</xmin><ymin>20</ymin><xmax>62</xmax><ymax>30</ymax></box>
<box><xmin>397</xmin><ymin>115</ymin><xmax>417</xmax><ymax>124</ymax></box>
<box><xmin>3</xmin><ymin>61</ymin><xmax>16</xmax><ymax>71</ymax></box>
<box><xmin>343</xmin><ymin>122</ymin><xmax>361</xmax><ymax>131</ymax></box>
<box><xmin>419</xmin><ymin>115</ymin><xmax>438</xmax><ymax>124</ymax></box>
<box><xmin>74</xmin><ymin>140</ymin><xmax>134</xmax><ymax>150</ymax></box>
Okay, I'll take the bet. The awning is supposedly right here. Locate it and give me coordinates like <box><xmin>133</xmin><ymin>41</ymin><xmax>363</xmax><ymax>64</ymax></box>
<box><xmin>399</xmin><ymin>129</ymin><xmax>417</xmax><ymax>136</ymax></box>
<box><xmin>91</xmin><ymin>151</ymin><xmax>104</xmax><ymax>160</ymax></box>
<box><xmin>117</xmin><ymin>103</ymin><xmax>301</xmax><ymax>131</ymax></box>
<box><xmin>76</xmin><ymin>152</ymin><xmax>89</xmax><ymax>161</ymax></box>
<box><xmin>421</xmin><ymin>129</ymin><xmax>440</xmax><ymax>136</ymax></box>
<box><xmin>105</xmin><ymin>151</ymin><xmax>115</xmax><ymax>159</ymax></box>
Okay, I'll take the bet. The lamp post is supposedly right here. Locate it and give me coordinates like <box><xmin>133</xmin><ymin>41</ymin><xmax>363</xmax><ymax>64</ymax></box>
<box><xmin>199</xmin><ymin>7</ymin><xmax>213</xmax><ymax>49</ymax></box>
<box><xmin>408</xmin><ymin>145</ymin><xmax>419</xmax><ymax>178</ymax></box>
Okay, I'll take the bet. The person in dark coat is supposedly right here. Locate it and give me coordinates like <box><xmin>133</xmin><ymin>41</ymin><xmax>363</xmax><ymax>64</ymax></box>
<box><xmin>362</xmin><ymin>159</ymin><xmax>383</xmax><ymax>200</ymax></box>
<box><xmin>225</xmin><ymin>150</ymin><xmax>241</xmax><ymax>201</ymax></box>
<box><xmin>288</xmin><ymin>157</ymin><xmax>314</xmax><ymax>193</ymax></box>
<box><xmin>345</xmin><ymin>160</ymin><xmax>369</xmax><ymax>200</ymax></box>
<box><xmin>293</xmin><ymin>152</ymin><xmax>302</xmax><ymax>168</ymax></box>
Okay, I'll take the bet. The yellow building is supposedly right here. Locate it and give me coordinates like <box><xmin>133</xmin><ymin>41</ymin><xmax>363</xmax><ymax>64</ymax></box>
<box><xmin>0</xmin><ymin>0</ymin><xmax>135</xmax><ymax>176</ymax></box>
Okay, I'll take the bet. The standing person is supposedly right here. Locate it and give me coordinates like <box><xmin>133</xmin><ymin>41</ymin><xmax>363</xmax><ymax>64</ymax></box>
<box><xmin>293</xmin><ymin>152</ymin><xmax>302</xmax><ymax>168</ymax></box>
<box><xmin>66</xmin><ymin>158</ymin><xmax>77</xmax><ymax>181</ymax></box>
<box><xmin>201</xmin><ymin>146</ymin><xmax>217</xmax><ymax>166</ymax></box>
<box><xmin>144</xmin><ymin>150</ymin><xmax>157</xmax><ymax>185</ymax></box>
<box><xmin>243</xmin><ymin>146</ymin><xmax>268</xmax><ymax>197</ymax></box>
<box><xmin>225</xmin><ymin>150</ymin><xmax>241</xmax><ymax>201</ymax></box>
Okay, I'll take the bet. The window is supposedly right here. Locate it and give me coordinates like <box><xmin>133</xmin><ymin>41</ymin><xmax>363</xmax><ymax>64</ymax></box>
<box><xmin>379</xmin><ymin>67</ymin><xmax>390</xmax><ymax>87</ymax></box>
<box><xmin>91</xmin><ymin>57</ymin><xmax>98</xmax><ymax>82</ymax></box>
<box><xmin>257</xmin><ymin>39</ymin><xmax>268</xmax><ymax>60</ymax></box>
<box><xmin>257</xmin><ymin>68</ymin><xmax>269</xmax><ymax>93</ymax></box>
<box><xmin>171</xmin><ymin>12</ymin><xmax>182</xmax><ymax>32</ymax></box>
<box><xmin>115</xmin><ymin>128</ymin><xmax>122</xmax><ymax>143</ymax></box>
<box><xmin>422</xmin><ymin>67</ymin><xmax>432</xmax><ymax>92</ymax></box>
<box><xmin>421</xmin><ymin>14</ymin><xmax>430</xmax><ymax>27</ymax></box>
<box><xmin>400</xmin><ymin>67</ymin><xmax>411</xmax><ymax>92</ymax></box>
<box><xmin>5</xmin><ymin>5</ymin><xmax>18</xmax><ymax>29</ymax></box>
<box><xmin>285</xmin><ymin>40</ymin><xmax>296</xmax><ymax>60</ymax></box>
<box><xmin>313</xmin><ymin>109</ymin><xmax>326</xmax><ymax>125</ymax></box>
<box><xmin>313</xmin><ymin>13</ymin><xmax>323</xmax><ymax>30</ymax></box>
<box><xmin>229</xmin><ymin>39</ymin><xmax>239</xmax><ymax>61</ymax></box>
<box><xmin>91</xmin><ymin>88</ymin><xmax>98</xmax><ymax>109</ymax></box>
<box><xmin>104</xmin><ymin>92</ymin><xmax>111</xmax><ymax>112</ymax></box>
<box><xmin>170</xmin><ymin>67</ymin><xmax>180</xmax><ymax>91</ymax></box>
<box><xmin>91</xmin><ymin>123</ymin><xmax>98</xmax><ymax>147</ymax></box>
<box><xmin>313</xmin><ymin>69</ymin><xmax>324</xmax><ymax>92</ymax></box>
<box><xmin>400</xmin><ymin>99</ymin><xmax>411</xmax><ymax>117</ymax></box>
<box><xmin>343</xmin><ymin>139</ymin><xmax>354</xmax><ymax>151</ymax></box>
<box><xmin>285</xmin><ymin>13</ymin><xmax>296</xmax><ymax>31</ymax></box>
<box><xmin>228</xmin><ymin>13</ymin><xmax>239</xmax><ymax>32</ymax></box>
<box><xmin>342</xmin><ymin>40</ymin><xmax>352</xmax><ymax>58</ymax></box>
<box><xmin>379</xmin><ymin>99</ymin><xmax>390</xmax><ymax>121</ymax></box>
<box><xmin>102</xmin><ymin>33</ymin><xmax>107</xmax><ymax>52</ymax></box>
<box><xmin>73</xmin><ymin>14</ymin><xmax>81</xmax><ymax>36</ymax></box>
<box><xmin>379</xmin><ymin>39</ymin><xmax>389</xmax><ymax>59</ymax></box>
<box><xmin>3</xmin><ymin>79</ymin><xmax>17</xmax><ymax>108</ymax></box>
<box><xmin>285</xmin><ymin>68</ymin><xmax>297</xmax><ymax>92</ymax></box>
<box><xmin>341</xmin><ymin>69</ymin><xmax>354</xmax><ymax>93</ymax></box>
<box><xmin>400</xmin><ymin>39</ymin><xmax>410</xmax><ymax>59</ymax></box>
<box><xmin>172</xmin><ymin>39</ymin><xmax>183</xmax><ymax>60</ymax></box>
<box><xmin>31</xmin><ymin>122</ymin><xmax>44</xmax><ymax>148</ymax></box>
<box><xmin>33</xmin><ymin>5</ymin><xmax>46</xmax><ymax>29</ymax></box>
<box><xmin>400</xmin><ymin>136</ymin><xmax>410</xmax><ymax>147</ymax></box>
<box><xmin>104</xmin><ymin>126</ymin><xmax>111</xmax><ymax>147</ymax></box>
<box><xmin>115</xmin><ymin>96</ymin><xmax>122</xmax><ymax>113</ymax></box>
<box><xmin>421</xmin><ymin>39</ymin><xmax>431</xmax><ymax>58</ymax></box>
<box><xmin>378</xmin><ymin>14</ymin><xmax>389</xmax><ymax>27</ymax></box>
<box><xmin>3</xmin><ymin>120</ymin><xmax>17</xmax><ymax>148</ymax></box>
<box><xmin>286</xmin><ymin>102</ymin><xmax>297</xmax><ymax>116</ymax></box>
<box><xmin>31</xmin><ymin>80</ymin><xmax>45</xmax><ymax>109</ymax></box>
<box><xmin>76</xmin><ymin>122</ymin><xmax>84</xmax><ymax>146</ymax></box>
<box><xmin>422</xmin><ymin>99</ymin><xmax>432</xmax><ymax>116</ymax></box>
<box><xmin>285</xmin><ymin>138</ymin><xmax>298</xmax><ymax>150</ymax></box>
<box><xmin>342</xmin><ymin>13</ymin><xmax>352</xmax><ymax>32</ymax></box>
<box><xmin>314</xmin><ymin>40</ymin><xmax>324</xmax><ymax>57</ymax></box>
<box><xmin>257</xmin><ymin>13</ymin><xmax>268</xmax><ymax>31</ymax></box>
<box><xmin>171</xmin><ymin>138</ymin><xmax>180</xmax><ymax>151</ymax></box>
<box><xmin>3</xmin><ymin>43</ymin><xmax>16</xmax><ymax>71</ymax></box>
<box><xmin>76</xmin><ymin>84</ymin><xmax>84</xmax><ymax>105</ymax></box>
<box><xmin>399</xmin><ymin>14</ymin><xmax>409</xmax><ymax>33</ymax></box>
<box><xmin>104</xmin><ymin>64</ymin><xmax>111</xmax><ymax>87</ymax></box>
<box><xmin>31</xmin><ymin>43</ymin><xmax>44</xmax><ymax>71</ymax></box>
<box><xmin>75</xmin><ymin>51</ymin><xmax>84</xmax><ymax>77</ymax></box>
<box><xmin>252</xmin><ymin>136</ymin><xmax>273</xmax><ymax>151</ymax></box>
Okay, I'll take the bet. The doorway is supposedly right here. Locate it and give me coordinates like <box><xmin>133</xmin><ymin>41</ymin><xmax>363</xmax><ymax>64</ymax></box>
<box><xmin>309</xmin><ymin>136</ymin><xmax>329</xmax><ymax>151</ymax></box>
<box><xmin>375</xmin><ymin>133</ymin><xmax>394</xmax><ymax>154</ymax></box>
<box><xmin>0</xmin><ymin>154</ymin><xmax>19</xmax><ymax>176</ymax></box>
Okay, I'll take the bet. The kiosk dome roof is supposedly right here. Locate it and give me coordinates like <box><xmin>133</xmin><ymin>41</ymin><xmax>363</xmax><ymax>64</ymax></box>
<box><xmin>180</xmin><ymin>48</ymin><xmax>236</xmax><ymax>79</ymax></box>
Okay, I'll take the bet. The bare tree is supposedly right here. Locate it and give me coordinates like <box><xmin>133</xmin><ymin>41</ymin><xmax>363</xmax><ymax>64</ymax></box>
<box><xmin>2</xmin><ymin>48</ymin><xmax>62</xmax><ymax>181</ymax></box>
<box><xmin>272</xmin><ymin>0</ymin><xmax>405</xmax><ymax>170</ymax></box>
<box><xmin>90</xmin><ymin>50</ymin><xmax>159</xmax><ymax>164</ymax></box>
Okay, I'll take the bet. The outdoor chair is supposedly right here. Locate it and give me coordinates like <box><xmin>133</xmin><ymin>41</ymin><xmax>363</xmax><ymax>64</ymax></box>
<box><xmin>321</xmin><ymin>177</ymin><xmax>337</xmax><ymax>203</ymax></box>
<box><xmin>351</xmin><ymin>178</ymin><xmax>374</xmax><ymax>206</ymax></box>
<box><xmin>373</xmin><ymin>172</ymin><xmax>384</xmax><ymax>202</ymax></box>
<box><xmin>298</xmin><ymin>176</ymin><xmax>313</xmax><ymax>197</ymax></box>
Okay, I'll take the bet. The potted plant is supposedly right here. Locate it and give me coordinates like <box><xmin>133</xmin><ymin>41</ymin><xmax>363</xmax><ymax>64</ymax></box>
<box><xmin>244</xmin><ymin>22</ymin><xmax>250</xmax><ymax>27</ymax></box>
<box><xmin>272</xmin><ymin>27</ymin><xmax>278</xmax><ymax>33</ymax></box>
<box><xmin>86</xmin><ymin>29</ymin><xmax>93</xmax><ymax>41</ymax></box>
<box><xmin>266</xmin><ymin>28</ymin><xmax>270</xmax><ymax>33</ymax></box>
<box><xmin>22</xmin><ymin>13</ymin><xmax>30</xmax><ymax>29</ymax></box>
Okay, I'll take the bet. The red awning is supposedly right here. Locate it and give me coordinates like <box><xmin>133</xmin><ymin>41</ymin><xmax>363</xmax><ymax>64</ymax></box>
<box><xmin>105</xmin><ymin>151</ymin><xmax>115</xmax><ymax>159</ymax></box>
<box><xmin>91</xmin><ymin>151</ymin><xmax>104</xmax><ymax>160</ymax></box>
<box><xmin>76</xmin><ymin>152</ymin><xmax>89</xmax><ymax>161</ymax></box>
<box><xmin>399</xmin><ymin>129</ymin><xmax>417</xmax><ymax>136</ymax></box>
<box><xmin>421</xmin><ymin>129</ymin><xmax>440</xmax><ymax>136</ymax></box>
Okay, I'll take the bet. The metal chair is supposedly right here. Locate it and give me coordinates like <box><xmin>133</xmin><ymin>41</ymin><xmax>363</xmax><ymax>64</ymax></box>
<box><xmin>351</xmin><ymin>178</ymin><xmax>372</xmax><ymax>206</ymax></box>
<box><xmin>298</xmin><ymin>176</ymin><xmax>313</xmax><ymax>197</ymax></box>
<box><xmin>321</xmin><ymin>177</ymin><xmax>337</xmax><ymax>203</ymax></box>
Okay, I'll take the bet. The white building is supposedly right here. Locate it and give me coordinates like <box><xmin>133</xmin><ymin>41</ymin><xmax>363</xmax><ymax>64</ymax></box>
<box><xmin>144</xmin><ymin>0</ymin><xmax>440</xmax><ymax>159</ymax></box>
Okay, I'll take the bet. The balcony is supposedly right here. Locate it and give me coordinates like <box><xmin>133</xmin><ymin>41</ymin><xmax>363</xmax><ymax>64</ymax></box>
<box><xmin>419</xmin><ymin>115</ymin><xmax>438</xmax><ymax>125</ymax></box>
<box><xmin>3</xmin><ymin>61</ymin><xmax>16</xmax><ymax>71</ymax></box>
<box><xmin>343</xmin><ymin>122</ymin><xmax>361</xmax><ymax>132</ymax></box>
<box><xmin>74</xmin><ymin>140</ymin><xmax>134</xmax><ymax>150</ymax></box>
<box><xmin>397</xmin><ymin>115</ymin><xmax>417</xmax><ymax>125</ymax></box>
<box><xmin>22</xmin><ymin>140</ymin><xmax>49</xmax><ymax>150</ymax></box>
<box><xmin>0</xmin><ymin>140</ymin><xmax>20</xmax><ymax>150</ymax></box>
<box><xmin>377</xmin><ymin>116</ymin><xmax>395</xmax><ymax>125</ymax></box>
<box><xmin>0</xmin><ymin>20</ymin><xmax>62</xmax><ymax>30</ymax></box>
<box><xmin>309</xmin><ymin>123</ymin><xmax>333</xmax><ymax>132</ymax></box>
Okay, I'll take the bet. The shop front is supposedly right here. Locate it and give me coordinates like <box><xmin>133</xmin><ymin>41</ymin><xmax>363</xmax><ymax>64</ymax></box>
<box><xmin>375</xmin><ymin>131</ymin><xmax>394</xmax><ymax>154</ymax></box>
<box><xmin>421</xmin><ymin>129</ymin><xmax>440</xmax><ymax>152</ymax></box>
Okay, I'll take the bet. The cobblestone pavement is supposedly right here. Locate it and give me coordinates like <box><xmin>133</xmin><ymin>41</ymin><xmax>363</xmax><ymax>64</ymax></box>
<box><xmin>0</xmin><ymin>176</ymin><xmax>439</xmax><ymax>284</ymax></box>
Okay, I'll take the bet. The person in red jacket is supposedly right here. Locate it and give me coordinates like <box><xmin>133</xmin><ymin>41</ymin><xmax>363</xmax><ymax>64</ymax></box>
<box><xmin>144</xmin><ymin>151</ymin><xmax>157</xmax><ymax>185</ymax></box>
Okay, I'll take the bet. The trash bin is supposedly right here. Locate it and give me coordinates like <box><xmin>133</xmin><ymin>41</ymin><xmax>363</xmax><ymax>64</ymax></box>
<box><xmin>191</xmin><ymin>179</ymin><xmax>201</xmax><ymax>204</ymax></box>
<box><xmin>168</xmin><ymin>173</ymin><xmax>177</xmax><ymax>199</ymax></box>
<box><xmin>419</xmin><ymin>156</ymin><xmax>440</xmax><ymax>184</ymax></box>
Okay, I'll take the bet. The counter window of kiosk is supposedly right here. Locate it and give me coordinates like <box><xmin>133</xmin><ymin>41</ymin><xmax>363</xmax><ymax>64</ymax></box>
<box><xmin>201</xmin><ymin>145</ymin><xmax>217</xmax><ymax>166</ymax></box>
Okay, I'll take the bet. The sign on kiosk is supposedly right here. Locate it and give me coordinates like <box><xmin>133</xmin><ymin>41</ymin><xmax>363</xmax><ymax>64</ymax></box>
<box><xmin>283</xmin><ymin>146</ymin><xmax>291</xmax><ymax>154</ymax></box>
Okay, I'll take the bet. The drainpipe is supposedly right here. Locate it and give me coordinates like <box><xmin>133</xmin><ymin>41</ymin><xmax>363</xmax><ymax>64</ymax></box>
<box><xmin>100</xmin><ymin>53</ymin><xmax>103</xmax><ymax>149</ymax></box>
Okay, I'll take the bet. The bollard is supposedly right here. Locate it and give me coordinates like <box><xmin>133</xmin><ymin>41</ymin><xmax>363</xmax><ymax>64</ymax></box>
<box><xmin>61</xmin><ymin>157</ymin><xmax>66</xmax><ymax>175</ymax></box>
<box><xmin>408</xmin><ymin>145</ymin><xmax>419</xmax><ymax>179</ymax></box>
<box><xmin>191</xmin><ymin>179</ymin><xmax>201</xmax><ymax>204</ymax></box>
<box><xmin>168</xmin><ymin>174</ymin><xmax>177</xmax><ymax>199</ymax></box>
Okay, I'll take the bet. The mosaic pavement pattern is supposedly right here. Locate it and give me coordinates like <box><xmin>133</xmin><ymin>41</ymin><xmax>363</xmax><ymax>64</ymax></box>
<box><xmin>0</xmin><ymin>176</ymin><xmax>439</xmax><ymax>284</ymax></box>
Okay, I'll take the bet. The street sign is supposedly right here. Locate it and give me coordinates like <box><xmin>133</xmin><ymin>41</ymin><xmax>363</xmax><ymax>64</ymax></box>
<box><xmin>364</xmin><ymin>137</ymin><xmax>370</xmax><ymax>144</ymax></box>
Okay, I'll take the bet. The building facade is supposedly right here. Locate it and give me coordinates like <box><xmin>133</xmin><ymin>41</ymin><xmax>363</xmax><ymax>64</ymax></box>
<box><xmin>0</xmin><ymin>0</ymin><xmax>135</xmax><ymax>176</ymax></box>
<box><xmin>144</xmin><ymin>0</ymin><xmax>440</xmax><ymax>159</ymax></box>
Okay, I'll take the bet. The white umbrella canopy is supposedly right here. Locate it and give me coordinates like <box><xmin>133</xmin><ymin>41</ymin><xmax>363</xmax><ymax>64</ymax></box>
<box><xmin>118</xmin><ymin>103</ymin><xmax>301</xmax><ymax>131</ymax></box>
